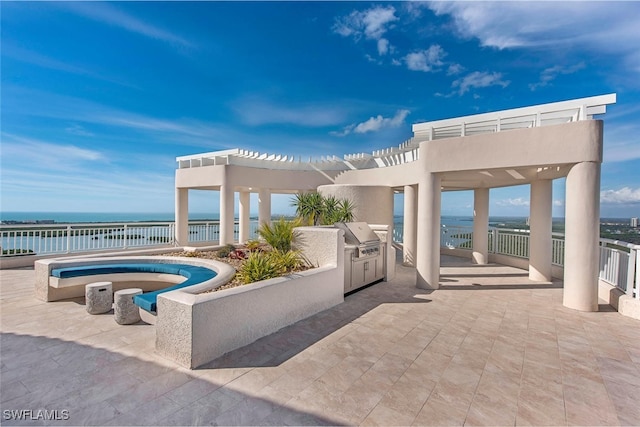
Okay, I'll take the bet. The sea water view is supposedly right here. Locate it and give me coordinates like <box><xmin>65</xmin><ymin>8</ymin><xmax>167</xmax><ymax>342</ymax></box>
<box><xmin>0</xmin><ymin>212</ymin><xmax>522</xmax><ymax>256</ymax></box>
<box><xmin>2</xmin><ymin>211</ymin><xmax>638</xmax><ymax>257</ymax></box>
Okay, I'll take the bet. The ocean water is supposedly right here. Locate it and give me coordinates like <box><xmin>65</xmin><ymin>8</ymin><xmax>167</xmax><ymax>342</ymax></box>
<box><xmin>0</xmin><ymin>212</ymin><xmax>216</xmax><ymax>224</ymax></box>
<box><xmin>2</xmin><ymin>212</ymin><xmax>514</xmax><ymax>226</ymax></box>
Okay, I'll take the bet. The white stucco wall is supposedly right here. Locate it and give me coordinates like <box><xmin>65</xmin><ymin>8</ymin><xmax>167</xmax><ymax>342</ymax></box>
<box><xmin>317</xmin><ymin>184</ymin><xmax>393</xmax><ymax>229</ymax></box>
<box><xmin>155</xmin><ymin>227</ymin><xmax>345</xmax><ymax>368</ymax></box>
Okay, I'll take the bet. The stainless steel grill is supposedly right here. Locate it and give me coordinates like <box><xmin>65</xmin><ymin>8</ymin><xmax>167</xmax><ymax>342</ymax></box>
<box><xmin>335</xmin><ymin>222</ymin><xmax>386</xmax><ymax>293</ymax></box>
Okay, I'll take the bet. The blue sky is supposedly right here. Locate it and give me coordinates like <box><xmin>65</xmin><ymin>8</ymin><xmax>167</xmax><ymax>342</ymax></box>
<box><xmin>2</xmin><ymin>1</ymin><xmax>639</xmax><ymax>218</ymax></box>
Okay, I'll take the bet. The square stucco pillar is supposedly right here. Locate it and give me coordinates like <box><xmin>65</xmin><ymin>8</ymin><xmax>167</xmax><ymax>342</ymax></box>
<box><xmin>564</xmin><ymin>161</ymin><xmax>601</xmax><ymax>311</ymax></box>
<box><xmin>258</xmin><ymin>188</ymin><xmax>271</xmax><ymax>228</ymax></box>
<box><xmin>219</xmin><ymin>184</ymin><xmax>235</xmax><ymax>245</ymax></box>
<box><xmin>529</xmin><ymin>179</ymin><xmax>553</xmax><ymax>282</ymax></box>
<box><xmin>416</xmin><ymin>173</ymin><xmax>441</xmax><ymax>290</ymax></box>
<box><xmin>239</xmin><ymin>191</ymin><xmax>250</xmax><ymax>243</ymax></box>
<box><xmin>175</xmin><ymin>188</ymin><xmax>189</xmax><ymax>246</ymax></box>
<box><xmin>472</xmin><ymin>188</ymin><xmax>489</xmax><ymax>265</ymax></box>
<box><xmin>403</xmin><ymin>184</ymin><xmax>417</xmax><ymax>266</ymax></box>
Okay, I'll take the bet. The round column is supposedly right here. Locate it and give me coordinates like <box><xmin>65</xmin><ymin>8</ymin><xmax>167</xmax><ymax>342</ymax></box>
<box><xmin>175</xmin><ymin>188</ymin><xmax>189</xmax><ymax>246</ymax></box>
<box><xmin>416</xmin><ymin>173</ymin><xmax>441</xmax><ymax>289</ymax></box>
<box><xmin>258</xmin><ymin>188</ymin><xmax>271</xmax><ymax>227</ymax></box>
<box><xmin>219</xmin><ymin>184</ymin><xmax>235</xmax><ymax>245</ymax></box>
<box><xmin>239</xmin><ymin>191</ymin><xmax>250</xmax><ymax>243</ymax></box>
<box><xmin>472</xmin><ymin>188</ymin><xmax>489</xmax><ymax>265</ymax></box>
<box><xmin>564</xmin><ymin>162</ymin><xmax>600</xmax><ymax>311</ymax></box>
<box><xmin>529</xmin><ymin>180</ymin><xmax>553</xmax><ymax>281</ymax></box>
<box><xmin>403</xmin><ymin>185</ymin><xmax>417</xmax><ymax>266</ymax></box>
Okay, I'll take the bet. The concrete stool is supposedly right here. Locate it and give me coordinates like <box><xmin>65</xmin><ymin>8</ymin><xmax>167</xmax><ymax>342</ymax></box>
<box><xmin>85</xmin><ymin>282</ymin><xmax>113</xmax><ymax>314</ymax></box>
<box><xmin>114</xmin><ymin>288</ymin><xmax>142</xmax><ymax>325</ymax></box>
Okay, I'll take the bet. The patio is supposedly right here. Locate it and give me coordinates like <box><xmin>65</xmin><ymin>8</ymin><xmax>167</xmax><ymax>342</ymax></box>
<box><xmin>1</xmin><ymin>255</ymin><xmax>639</xmax><ymax>426</ymax></box>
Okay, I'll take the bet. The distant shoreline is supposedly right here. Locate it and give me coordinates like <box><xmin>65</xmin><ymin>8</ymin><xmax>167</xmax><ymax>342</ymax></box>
<box><xmin>0</xmin><ymin>212</ymin><xmax>632</xmax><ymax>226</ymax></box>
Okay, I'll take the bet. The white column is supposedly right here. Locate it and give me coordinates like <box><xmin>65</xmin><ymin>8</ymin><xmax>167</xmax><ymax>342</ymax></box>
<box><xmin>239</xmin><ymin>191</ymin><xmax>250</xmax><ymax>243</ymax></box>
<box><xmin>258</xmin><ymin>188</ymin><xmax>271</xmax><ymax>227</ymax></box>
<box><xmin>472</xmin><ymin>188</ymin><xmax>489</xmax><ymax>265</ymax></box>
<box><xmin>564</xmin><ymin>162</ymin><xmax>601</xmax><ymax>311</ymax></box>
<box><xmin>529</xmin><ymin>180</ymin><xmax>553</xmax><ymax>281</ymax></box>
<box><xmin>219</xmin><ymin>184</ymin><xmax>234</xmax><ymax>245</ymax></box>
<box><xmin>416</xmin><ymin>173</ymin><xmax>441</xmax><ymax>289</ymax></box>
<box><xmin>403</xmin><ymin>184</ymin><xmax>417</xmax><ymax>266</ymax></box>
<box><xmin>175</xmin><ymin>188</ymin><xmax>189</xmax><ymax>246</ymax></box>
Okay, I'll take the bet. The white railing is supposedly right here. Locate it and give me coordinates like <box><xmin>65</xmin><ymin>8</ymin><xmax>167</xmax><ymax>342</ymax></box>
<box><xmin>492</xmin><ymin>229</ymin><xmax>530</xmax><ymax>259</ymax></box>
<box><xmin>412</xmin><ymin>93</ymin><xmax>616</xmax><ymax>141</ymax></box>
<box><xmin>599</xmin><ymin>246</ymin><xmax>629</xmax><ymax>289</ymax></box>
<box><xmin>0</xmin><ymin>221</ymin><xmax>261</xmax><ymax>256</ymax></box>
<box><xmin>598</xmin><ymin>238</ymin><xmax>639</xmax><ymax>300</ymax></box>
<box><xmin>441</xmin><ymin>226</ymin><xmax>473</xmax><ymax>250</ymax></box>
<box><xmin>393</xmin><ymin>224</ymin><xmax>638</xmax><ymax>300</ymax></box>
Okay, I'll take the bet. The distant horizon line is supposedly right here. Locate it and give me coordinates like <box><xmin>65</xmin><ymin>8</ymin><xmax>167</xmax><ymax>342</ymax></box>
<box><xmin>0</xmin><ymin>211</ymin><xmax>636</xmax><ymax>221</ymax></box>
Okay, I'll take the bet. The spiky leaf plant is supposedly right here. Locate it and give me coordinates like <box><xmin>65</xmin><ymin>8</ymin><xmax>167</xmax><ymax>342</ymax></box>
<box><xmin>238</xmin><ymin>251</ymin><xmax>281</xmax><ymax>284</ymax></box>
<box><xmin>257</xmin><ymin>217</ymin><xmax>301</xmax><ymax>252</ymax></box>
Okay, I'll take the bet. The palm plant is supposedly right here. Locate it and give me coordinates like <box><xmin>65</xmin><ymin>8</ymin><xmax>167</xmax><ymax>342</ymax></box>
<box><xmin>324</xmin><ymin>198</ymin><xmax>356</xmax><ymax>224</ymax></box>
<box><xmin>291</xmin><ymin>192</ymin><xmax>325</xmax><ymax>226</ymax></box>
<box><xmin>291</xmin><ymin>192</ymin><xmax>355</xmax><ymax>225</ymax></box>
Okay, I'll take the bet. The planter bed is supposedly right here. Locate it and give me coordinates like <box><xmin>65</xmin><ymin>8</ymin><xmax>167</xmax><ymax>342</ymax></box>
<box><xmin>156</xmin><ymin>227</ymin><xmax>345</xmax><ymax>368</ymax></box>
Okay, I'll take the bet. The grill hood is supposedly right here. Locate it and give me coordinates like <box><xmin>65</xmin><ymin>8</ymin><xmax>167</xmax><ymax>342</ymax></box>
<box><xmin>334</xmin><ymin>222</ymin><xmax>380</xmax><ymax>246</ymax></box>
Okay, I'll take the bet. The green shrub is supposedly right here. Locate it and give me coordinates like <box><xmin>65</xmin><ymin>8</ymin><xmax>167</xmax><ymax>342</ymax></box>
<box><xmin>258</xmin><ymin>217</ymin><xmax>301</xmax><ymax>252</ymax></box>
<box><xmin>269</xmin><ymin>249</ymin><xmax>305</xmax><ymax>273</ymax></box>
<box><xmin>238</xmin><ymin>251</ymin><xmax>281</xmax><ymax>284</ymax></box>
<box><xmin>216</xmin><ymin>243</ymin><xmax>236</xmax><ymax>258</ymax></box>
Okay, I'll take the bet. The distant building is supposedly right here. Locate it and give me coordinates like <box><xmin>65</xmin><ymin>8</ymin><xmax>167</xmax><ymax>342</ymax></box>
<box><xmin>631</xmin><ymin>217</ymin><xmax>639</xmax><ymax>228</ymax></box>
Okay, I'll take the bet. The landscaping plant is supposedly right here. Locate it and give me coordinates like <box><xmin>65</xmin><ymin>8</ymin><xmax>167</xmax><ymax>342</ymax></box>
<box><xmin>290</xmin><ymin>193</ymin><xmax>355</xmax><ymax>226</ymax></box>
<box><xmin>257</xmin><ymin>217</ymin><xmax>301</xmax><ymax>252</ymax></box>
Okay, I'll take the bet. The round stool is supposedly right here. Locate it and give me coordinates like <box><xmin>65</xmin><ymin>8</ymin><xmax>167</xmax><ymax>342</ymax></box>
<box><xmin>114</xmin><ymin>288</ymin><xmax>142</xmax><ymax>325</ymax></box>
<box><xmin>85</xmin><ymin>282</ymin><xmax>113</xmax><ymax>314</ymax></box>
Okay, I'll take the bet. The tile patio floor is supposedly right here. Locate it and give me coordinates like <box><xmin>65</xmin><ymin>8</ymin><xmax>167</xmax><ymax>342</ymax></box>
<box><xmin>1</xmin><ymin>255</ymin><xmax>639</xmax><ymax>426</ymax></box>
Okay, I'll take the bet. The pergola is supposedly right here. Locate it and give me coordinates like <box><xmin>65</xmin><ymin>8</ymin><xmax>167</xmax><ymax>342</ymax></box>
<box><xmin>174</xmin><ymin>93</ymin><xmax>617</xmax><ymax>312</ymax></box>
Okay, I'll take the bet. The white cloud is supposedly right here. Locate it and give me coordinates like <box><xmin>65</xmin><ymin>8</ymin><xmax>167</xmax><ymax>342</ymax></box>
<box><xmin>333</xmin><ymin>5</ymin><xmax>398</xmax><ymax>42</ymax></box>
<box><xmin>333</xmin><ymin>5</ymin><xmax>399</xmax><ymax>58</ymax></box>
<box><xmin>529</xmin><ymin>62</ymin><xmax>585</xmax><ymax>91</ymax></box>
<box><xmin>1</xmin><ymin>133</ymin><xmax>104</xmax><ymax>163</ymax></box>
<box><xmin>233</xmin><ymin>98</ymin><xmax>347</xmax><ymax>127</ymax></box>
<box><xmin>428</xmin><ymin>2</ymin><xmax>640</xmax><ymax>73</ymax></box>
<box><xmin>61</xmin><ymin>2</ymin><xmax>192</xmax><ymax>48</ymax></box>
<box><xmin>447</xmin><ymin>63</ymin><xmax>464</xmax><ymax>76</ymax></box>
<box><xmin>452</xmin><ymin>71</ymin><xmax>510</xmax><ymax>95</ymax></box>
<box><xmin>377</xmin><ymin>38</ymin><xmax>390</xmax><ymax>56</ymax></box>
<box><xmin>601</xmin><ymin>187</ymin><xmax>640</xmax><ymax>204</ymax></box>
<box><xmin>332</xmin><ymin>109</ymin><xmax>410</xmax><ymax>137</ymax></box>
<box><xmin>497</xmin><ymin>197</ymin><xmax>530</xmax><ymax>207</ymax></box>
<box><xmin>2</xmin><ymin>43</ymin><xmax>137</xmax><ymax>88</ymax></box>
<box><xmin>553</xmin><ymin>200</ymin><xmax>564</xmax><ymax>207</ymax></box>
<box><xmin>602</xmin><ymin>119</ymin><xmax>640</xmax><ymax>163</ymax></box>
<box><xmin>404</xmin><ymin>45</ymin><xmax>445</xmax><ymax>72</ymax></box>
<box><xmin>65</xmin><ymin>124</ymin><xmax>94</xmax><ymax>137</ymax></box>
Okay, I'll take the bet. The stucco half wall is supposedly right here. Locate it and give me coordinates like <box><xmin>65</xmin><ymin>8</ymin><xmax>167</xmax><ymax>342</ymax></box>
<box><xmin>155</xmin><ymin>227</ymin><xmax>345</xmax><ymax>369</ymax></box>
